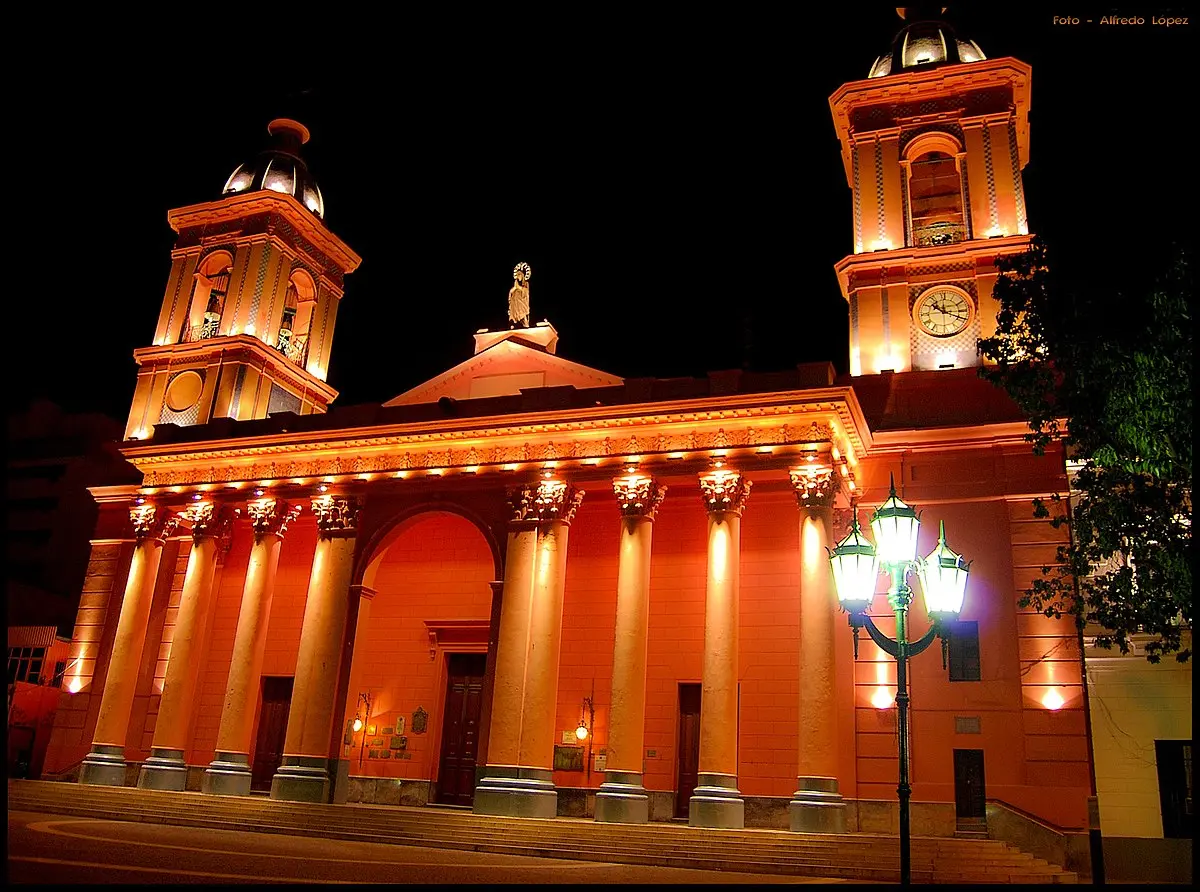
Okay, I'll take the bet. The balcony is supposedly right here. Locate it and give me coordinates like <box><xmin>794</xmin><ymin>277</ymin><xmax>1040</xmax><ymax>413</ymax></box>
<box><xmin>912</xmin><ymin>221</ymin><xmax>967</xmax><ymax>247</ymax></box>
<box><xmin>181</xmin><ymin>318</ymin><xmax>222</xmax><ymax>343</ymax></box>
<box><xmin>276</xmin><ymin>329</ymin><xmax>310</xmax><ymax>368</ymax></box>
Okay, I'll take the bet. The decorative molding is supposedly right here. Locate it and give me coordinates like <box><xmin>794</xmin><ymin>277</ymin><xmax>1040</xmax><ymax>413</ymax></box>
<box><xmin>508</xmin><ymin>480</ymin><xmax>585</xmax><ymax>525</ymax></box>
<box><xmin>612</xmin><ymin>474</ymin><xmax>667</xmax><ymax>520</ymax></box>
<box><xmin>423</xmin><ymin>619</ymin><xmax>490</xmax><ymax>661</ymax></box>
<box><xmin>310</xmin><ymin>495</ymin><xmax>361</xmax><ymax>537</ymax></box>
<box><xmin>129</xmin><ymin>504</ymin><xmax>183</xmax><ymax>542</ymax></box>
<box><xmin>789</xmin><ymin>464</ymin><xmax>837</xmax><ymax>509</ymax></box>
<box><xmin>698</xmin><ymin>470</ymin><xmax>751</xmax><ymax>516</ymax></box>
<box><xmin>184</xmin><ymin>502</ymin><xmax>240</xmax><ymax>543</ymax></box>
<box><xmin>246</xmin><ymin>498</ymin><xmax>301</xmax><ymax>539</ymax></box>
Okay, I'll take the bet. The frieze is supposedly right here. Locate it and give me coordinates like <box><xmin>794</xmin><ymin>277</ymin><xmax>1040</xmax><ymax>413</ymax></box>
<box><xmin>613</xmin><ymin>474</ymin><xmax>667</xmax><ymax>520</ymax></box>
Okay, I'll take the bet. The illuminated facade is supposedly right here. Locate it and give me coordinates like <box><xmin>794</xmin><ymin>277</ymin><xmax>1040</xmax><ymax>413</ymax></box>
<box><xmin>45</xmin><ymin>8</ymin><xmax>1099</xmax><ymax>853</ymax></box>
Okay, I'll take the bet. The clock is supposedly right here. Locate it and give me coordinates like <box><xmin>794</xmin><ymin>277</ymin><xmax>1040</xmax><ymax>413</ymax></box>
<box><xmin>914</xmin><ymin>287</ymin><xmax>973</xmax><ymax>337</ymax></box>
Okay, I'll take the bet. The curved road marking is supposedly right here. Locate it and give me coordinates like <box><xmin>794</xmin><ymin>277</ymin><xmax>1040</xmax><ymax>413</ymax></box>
<box><xmin>22</xmin><ymin>818</ymin><xmax>595</xmax><ymax>869</ymax></box>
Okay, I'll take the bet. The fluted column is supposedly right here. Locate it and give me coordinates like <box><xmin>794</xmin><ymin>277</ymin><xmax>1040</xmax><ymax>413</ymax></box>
<box><xmin>690</xmin><ymin>466</ymin><xmax>751</xmax><ymax>828</ymax></box>
<box><xmin>475</xmin><ymin>477</ymin><xmax>584</xmax><ymax>818</ymax></box>
<box><xmin>787</xmin><ymin>464</ymin><xmax>847</xmax><ymax>832</ymax></box>
<box><xmin>595</xmin><ymin>472</ymin><xmax>666</xmax><ymax>824</ymax></box>
<box><xmin>80</xmin><ymin>503</ymin><xmax>181</xmax><ymax>786</ymax></box>
<box><xmin>272</xmin><ymin>496</ymin><xmax>361</xmax><ymax>802</ymax></box>
<box><xmin>203</xmin><ymin>498</ymin><xmax>300</xmax><ymax>796</ymax></box>
<box><xmin>138</xmin><ymin>502</ymin><xmax>237</xmax><ymax>790</ymax></box>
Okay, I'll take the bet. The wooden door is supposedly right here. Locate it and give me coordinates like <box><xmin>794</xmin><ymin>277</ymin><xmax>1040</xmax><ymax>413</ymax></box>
<box><xmin>251</xmin><ymin>676</ymin><xmax>293</xmax><ymax>792</ymax></box>
<box><xmin>436</xmin><ymin>653</ymin><xmax>487</xmax><ymax>806</ymax></box>
<box><xmin>953</xmin><ymin>748</ymin><xmax>986</xmax><ymax>819</ymax></box>
<box><xmin>675</xmin><ymin>684</ymin><xmax>702</xmax><ymax>818</ymax></box>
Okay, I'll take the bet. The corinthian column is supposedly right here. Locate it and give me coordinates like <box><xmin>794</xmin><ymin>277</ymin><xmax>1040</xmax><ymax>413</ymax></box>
<box><xmin>595</xmin><ymin>472</ymin><xmax>666</xmax><ymax>824</ymax></box>
<box><xmin>272</xmin><ymin>496</ymin><xmax>361</xmax><ymax>803</ymax></box>
<box><xmin>80</xmin><ymin>503</ymin><xmax>181</xmax><ymax>786</ymax></box>
<box><xmin>203</xmin><ymin>498</ymin><xmax>300</xmax><ymax>796</ymax></box>
<box><xmin>787</xmin><ymin>463</ymin><xmax>847</xmax><ymax>832</ymax></box>
<box><xmin>138</xmin><ymin>502</ymin><xmax>237</xmax><ymax>791</ymax></box>
<box><xmin>474</xmin><ymin>477</ymin><xmax>584</xmax><ymax>819</ymax></box>
<box><xmin>690</xmin><ymin>466</ymin><xmax>751</xmax><ymax>829</ymax></box>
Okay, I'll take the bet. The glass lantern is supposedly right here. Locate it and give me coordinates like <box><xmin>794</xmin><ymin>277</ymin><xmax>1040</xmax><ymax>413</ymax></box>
<box><xmin>829</xmin><ymin>517</ymin><xmax>880</xmax><ymax>614</ymax></box>
<box><xmin>919</xmin><ymin>520</ymin><xmax>971</xmax><ymax>621</ymax></box>
<box><xmin>871</xmin><ymin>476</ymin><xmax>921</xmax><ymax>566</ymax></box>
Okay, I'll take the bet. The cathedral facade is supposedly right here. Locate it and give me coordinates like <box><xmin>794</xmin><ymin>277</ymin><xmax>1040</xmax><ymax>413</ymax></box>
<box><xmin>44</xmin><ymin>10</ymin><xmax>1091</xmax><ymax>841</ymax></box>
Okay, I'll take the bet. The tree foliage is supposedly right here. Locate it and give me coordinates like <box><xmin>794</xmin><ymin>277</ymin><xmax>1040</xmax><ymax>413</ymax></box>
<box><xmin>978</xmin><ymin>238</ymin><xmax>1192</xmax><ymax>662</ymax></box>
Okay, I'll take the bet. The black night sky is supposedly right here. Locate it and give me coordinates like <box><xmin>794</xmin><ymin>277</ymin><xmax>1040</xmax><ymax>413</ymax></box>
<box><xmin>11</xmin><ymin>6</ymin><xmax>1194</xmax><ymax>423</ymax></box>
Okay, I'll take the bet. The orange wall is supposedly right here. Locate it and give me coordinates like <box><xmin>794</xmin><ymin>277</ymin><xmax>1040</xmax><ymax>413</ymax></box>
<box><xmin>347</xmin><ymin>512</ymin><xmax>495</xmax><ymax>783</ymax></box>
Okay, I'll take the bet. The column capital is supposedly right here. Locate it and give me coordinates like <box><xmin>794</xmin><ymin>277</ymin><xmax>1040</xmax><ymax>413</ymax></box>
<box><xmin>789</xmin><ymin>463</ymin><xmax>838</xmax><ymax>509</ymax></box>
<box><xmin>184</xmin><ymin>501</ymin><xmax>240</xmax><ymax>543</ymax></box>
<box><xmin>613</xmin><ymin>473</ymin><xmax>667</xmax><ymax>520</ymax></box>
<box><xmin>129</xmin><ymin>503</ymin><xmax>183</xmax><ymax>543</ymax></box>
<box><xmin>507</xmin><ymin>479</ymin><xmax>585</xmax><ymax>526</ymax></box>
<box><xmin>310</xmin><ymin>494</ymin><xmax>362</xmax><ymax>538</ymax></box>
<box><xmin>698</xmin><ymin>469</ymin><xmax>751</xmax><ymax>517</ymax></box>
<box><xmin>246</xmin><ymin>498</ymin><xmax>301</xmax><ymax>540</ymax></box>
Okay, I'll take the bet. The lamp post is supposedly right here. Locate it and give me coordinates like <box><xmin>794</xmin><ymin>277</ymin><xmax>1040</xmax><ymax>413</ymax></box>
<box><xmin>828</xmin><ymin>476</ymin><xmax>971</xmax><ymax>886</ymax></box>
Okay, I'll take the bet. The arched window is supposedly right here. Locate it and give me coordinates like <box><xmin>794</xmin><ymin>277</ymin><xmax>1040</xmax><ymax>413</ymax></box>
<box><xmin>908</xmin><ymin>150</ymin><xmax>966</xmax><ymax>247</ymax></box>
<box><xmin>181</xmin><ymin>252</ymin><xmax>234</xmax><ymax>342</ymax></box>
<box><xmin>277</xmin><ymin>269</ymin><xmax>317</xmax><ymax>365</ymax></box>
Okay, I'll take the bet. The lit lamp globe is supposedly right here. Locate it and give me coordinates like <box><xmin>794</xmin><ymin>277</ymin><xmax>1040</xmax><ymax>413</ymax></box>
<box><xmin>918</xmin><ymin>520</ymin><xmax>971</xmax><ymax>623</ymax></box>
<box><xmin>575</xmin><ymin>721</ymin><xmax>589</xmax><ymax>742</ymax></box>
<box><xmin>870</xmin><ymin>476</ymin><xmax>921</xmax><ymax>567</ymax></box>
<box><xmin>352</xmin><ymin>717</ymin><xmax>363</xmax><ymax>733</ymax></box>
<box><xmin>830</xmin><ymin>518</ymin><xmax>880</xmax><ymax>614</ymax></box>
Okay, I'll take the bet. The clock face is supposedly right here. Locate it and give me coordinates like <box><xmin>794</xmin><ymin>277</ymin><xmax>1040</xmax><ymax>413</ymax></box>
<box><xmin>915</xmin><ymin>288</ymin><xmax>972</xmax><ymax>337</ymax></box>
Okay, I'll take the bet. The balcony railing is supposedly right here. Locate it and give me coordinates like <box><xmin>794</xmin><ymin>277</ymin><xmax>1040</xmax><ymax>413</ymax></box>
<box><xmin>912</xmin><ymin>221</ymin><xmax>967</xmax><ymax>247</ymax></box>
<box><xmin>182</xmin><ymin>318</ymin><xmax>222</xmax><ymax>342</ymax></box>
<box><xmin>276</xmin><ymin>330</ymin><xmax>309</xmax><ymax>368</ymax></box>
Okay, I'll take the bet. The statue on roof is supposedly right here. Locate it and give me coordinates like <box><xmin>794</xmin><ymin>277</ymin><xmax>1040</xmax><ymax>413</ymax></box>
<box><xmin>508</xmin><ymin>262</ymin><xmax>531</xmax><ymax>329</ymax></box>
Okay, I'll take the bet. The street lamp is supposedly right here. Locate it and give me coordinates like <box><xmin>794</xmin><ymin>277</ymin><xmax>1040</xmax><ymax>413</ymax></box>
<box><xmin>828</xmin><ymin>475</ymin><xmax>971</xmax><ymax>886</ymax></box>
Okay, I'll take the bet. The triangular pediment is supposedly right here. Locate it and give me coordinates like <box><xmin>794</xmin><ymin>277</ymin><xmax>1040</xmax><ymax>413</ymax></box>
<box><xmin>384</xmin><ymin>333</ymin><xmax>623</xmax><ymax>406</ymax></box>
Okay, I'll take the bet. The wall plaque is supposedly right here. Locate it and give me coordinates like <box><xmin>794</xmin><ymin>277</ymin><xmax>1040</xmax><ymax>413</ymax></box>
<box><xmin>390</xmin><ymin>735</ymin><xmax>405</xmax><ymax>749</ymax></box>
<box><xmin>412</xmin><ymin>707</ymin><xmax>428</xmax><ymax>733</ymax></box>
<box><xmin>396</xmin><ymin>716</ymin><xmax>405</xmax><ymax>734</ymax></box>
<box><xmin>553</xmin><ymin>745</ymin><xmax>584</xmax><ymax>771</ymax></box>
<box><xmin>383</xmin><ymin>726</ymin><xmax>395</xmax><ymax>735</ymax></box>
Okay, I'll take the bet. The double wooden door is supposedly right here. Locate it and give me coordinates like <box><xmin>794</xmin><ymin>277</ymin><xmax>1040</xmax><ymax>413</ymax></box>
<box><xmin>436</xmin><ymin>653</ymin><xmax>487</xmax><ymax>806</ymax></box>
<box><xmin>251</xmin><ymin>676</ymin><xmax>293</xmax><ymax>792</ymax></box>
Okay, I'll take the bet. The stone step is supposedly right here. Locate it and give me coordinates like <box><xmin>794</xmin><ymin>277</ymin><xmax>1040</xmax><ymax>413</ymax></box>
<box><xmin>8</xmin><ymin>780</ymin><xmax>1078</xmax><ymax>884</ymax></box>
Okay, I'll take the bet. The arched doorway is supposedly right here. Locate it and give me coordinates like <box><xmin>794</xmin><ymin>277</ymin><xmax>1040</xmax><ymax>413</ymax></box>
<box><xmin>343</xmin><ymin>509</ymin><xmax>498</xmax><ymax>807</ymax></box>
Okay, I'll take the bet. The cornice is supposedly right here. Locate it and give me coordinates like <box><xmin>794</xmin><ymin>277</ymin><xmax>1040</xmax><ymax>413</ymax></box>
<box><xmin>832</xmin><ymin>234</ymin><xmax>1034</xmax><ymax>295</ymax></box>
<box><xmin>167</xmin><ymin>192</ymin><xmax>362</xmax><ymax>274</ymax></box>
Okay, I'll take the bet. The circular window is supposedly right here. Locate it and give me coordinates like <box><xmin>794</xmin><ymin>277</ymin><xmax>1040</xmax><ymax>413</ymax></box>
<box><xmin>164</xmin><ymin>370</ymin><xmax>204</xmax><ymax>412</ymax></box>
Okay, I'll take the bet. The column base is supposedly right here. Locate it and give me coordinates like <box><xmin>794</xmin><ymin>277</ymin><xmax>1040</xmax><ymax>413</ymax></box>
<box><xmin>472</xmin><ymin>766</ymin><xmax>557</xmax><ymax>818</ymax></box>
<box><xmin>594</xmin><ymin>769</ymin><xmax>649</xmax><ymax>824</ymax></box>
<box><xmin>689</xmin><ymin>772</ymin><xmax>744</xmax><ymax>829</ymax></box>
<box><xmin>202</xmin><ymin>751</ymin><xmax>252</xmax><ymax>797</ymax></box>
<box><xmin>271</xmin><ymin>755</ymin><xmax>332</xmax><ymax>803</ymax></box>
<box><xmin>788</xmin><ymin>775</ymin><xmax>847</xmax><ymax>833</ymax></box>
<box><xmin>79</xmin><ymin>744</ymin><xmax>129</xmax><ymax>787</ymax></box>
<box><xmin>137</xmin><ymin>747</ymin><xmax>189</xmax><ymax>791</ymax></box>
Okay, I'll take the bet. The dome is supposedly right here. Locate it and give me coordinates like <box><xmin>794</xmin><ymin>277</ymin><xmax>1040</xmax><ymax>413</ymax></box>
<box><xmin>222</xmin><ymin>119</ymin><xmax>326</xmax><ymax>219</ymax></box>
<box><xmin>868</xmin><ymin>9</ymin><xmax>986</xmax><ymax>78</ymax></box>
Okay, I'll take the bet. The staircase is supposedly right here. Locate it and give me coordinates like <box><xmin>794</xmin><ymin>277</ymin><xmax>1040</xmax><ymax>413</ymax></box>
<box><xmin>7</xmin><ymin>780</ymin><xmax>1077</xmax><ymax>884</ymax></box>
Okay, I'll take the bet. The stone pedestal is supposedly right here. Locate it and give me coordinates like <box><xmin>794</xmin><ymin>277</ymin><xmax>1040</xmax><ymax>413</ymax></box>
<box><xmin>472</xmin><ymin>767</ymin><xmax>557</xmax><ymax>818</ymax></box>
<box><xmin>788</xmin><ymin>775</ymin><xmax>847</xmax><ymax>832</ymax></box>
<box><xmin>595</xmin><ymin>769</ymin><xmax>650</xmax><ymax>824</ymax></box>
<box><xmin>689</xmin><ymin>772</ymin><xmax>745</xmax><ymax>829</ymax></box>
<box><xmin>271</xmin><ymin>755</ymin><xmax>333</xmax><ymax>803</ymax></box>
<box><xmin>202</xmin><ymin>751</ymin><xmax>253</xmax><ymax>796</ymax></box>
<box><xmin>137</xmin><ymin>747</ymin><xmax>190</xmax><ymax>791</ymax></box>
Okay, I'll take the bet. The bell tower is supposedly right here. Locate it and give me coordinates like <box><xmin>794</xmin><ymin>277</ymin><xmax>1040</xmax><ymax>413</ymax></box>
<box><xmin>124</xmin><ymin>119</ymin><xmax>362</xmax><ymax>440</ymax></box>
<box><xmin>830</xmin><ymin>7</ymin><xmax>1032</xmax><ymax>375</ymax></box>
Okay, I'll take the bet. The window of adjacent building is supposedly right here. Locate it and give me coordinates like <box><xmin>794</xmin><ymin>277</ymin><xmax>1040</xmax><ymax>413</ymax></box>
<box><xmin>909</xmin><ymin>151</ymin><xmax>966</xmax><ymax>247</ymax></box>
<box><xmin>7</xmin><ymin>646</ymin><xmax>46</xmax><ymax>685</ymax></box>
<box><xmin>948</xmin><ymin>620</ymin><xmax>981</xmax><ymax>681</ymax></box>
<box><xmin>1156</xmin><ymin>740</ymin><xmax>1194</xmax><ymax>839</ymax></box>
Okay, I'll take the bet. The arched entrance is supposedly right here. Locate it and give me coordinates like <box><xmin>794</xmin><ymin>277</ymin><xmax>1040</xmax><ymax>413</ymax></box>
<box><xmin>342</xmin><ymin>508</ymin><xmax>499</xmax><ymax>807</ymax></box>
